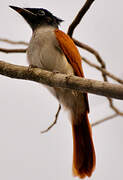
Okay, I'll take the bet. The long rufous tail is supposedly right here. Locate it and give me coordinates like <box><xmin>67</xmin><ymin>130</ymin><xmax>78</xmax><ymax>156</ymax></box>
<box><xmin>72</xmin><ymin>112</ymin><xmax>96</xmax><ymax>178</ymax></box>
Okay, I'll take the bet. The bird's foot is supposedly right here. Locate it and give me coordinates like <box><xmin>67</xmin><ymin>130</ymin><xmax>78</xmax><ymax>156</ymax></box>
<box><xmin>28</xmin><ymin>64</ymin><xmax>38</xmax><ymax>72</ymax></box>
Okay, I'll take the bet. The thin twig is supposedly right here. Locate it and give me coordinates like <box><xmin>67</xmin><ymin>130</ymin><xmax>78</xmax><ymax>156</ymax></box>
<box><xmin>73</xmin><ymin>38</ymin><xmax>105</xmax><ymax>67</ymax></box>
<box><xmin>108</xmin><ymin>98</ymin><xmax>123</xmax><ymax>115</ymax></box>
<box><xmin>92</xmin><ymin>113</ymin><xmax>118</xmax><ymax>127</ymax></box>
<box><xmin>68</xmin><ymin>0</ymin><xmax>95</xmax><ymax>37</ymax></box>
<box><xmin>0</xmin><ymin>38</ymin><xmax>29</xmax><ymax>46</ymax></box>
<box><xmin>0</xmin><ymin>48</ymin><xmax>27</xmax><ymax>53</ymax></box>
<box><xmin>82</xmin><ymin>57</ymin><xmax>123</xmax><ymax>84</ymax></box>
<box><xmin>41</xmin><ymin>104</ymin><xmax>61</xmax><ymax>133</ymax></box>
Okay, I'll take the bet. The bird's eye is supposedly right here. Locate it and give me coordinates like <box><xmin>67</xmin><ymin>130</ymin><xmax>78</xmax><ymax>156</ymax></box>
<box><xmin>38</xmin><ymin>10</ymin><xmax>45</xmax><ymax>16</ymax></box>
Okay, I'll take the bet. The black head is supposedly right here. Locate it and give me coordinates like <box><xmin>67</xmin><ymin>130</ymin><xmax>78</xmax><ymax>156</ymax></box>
<box><xmin>9</xmin><ymin>6</ymin><xmax>63</xmax><ymax>30</ymax></box>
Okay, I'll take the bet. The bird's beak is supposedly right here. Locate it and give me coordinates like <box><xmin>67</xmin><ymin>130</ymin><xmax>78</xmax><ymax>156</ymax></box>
<box><xmin>9</xmin><ymin>5</ymin><xmax>36</xmax><ymax>17</ymax></box>
<box><xmin>9</xmin><ymin>5</ymin><xmax>37</xmax><ymax>29</ymax></box>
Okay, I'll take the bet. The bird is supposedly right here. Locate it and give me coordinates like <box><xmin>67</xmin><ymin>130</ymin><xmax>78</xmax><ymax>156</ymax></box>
<box><xmin>9</xmin><ymin>6</ymin><xmax>96</xmax><ymax>178</ymax></box>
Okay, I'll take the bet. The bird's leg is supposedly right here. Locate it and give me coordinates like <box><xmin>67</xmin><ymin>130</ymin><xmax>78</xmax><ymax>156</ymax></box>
<box><xmin>28</xmin><ymin>64</ymin><xmax>38</xmax><ymax>72</ymax></box>
<box><xmin>41</xmin><ymin>104</ymin><xmax>61</xmax><ymax>134</ymax></box>
<box><xmin>29</xmin><ymin>64</ymin><xmax>38</xmax><ymax>68</ymax></box>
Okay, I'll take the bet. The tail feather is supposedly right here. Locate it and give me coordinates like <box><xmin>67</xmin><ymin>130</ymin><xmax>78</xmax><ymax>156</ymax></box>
<box><xmin>72</xmin><ymin>112</ymin><xmax>96</xmax><ymax>178</ymax></box>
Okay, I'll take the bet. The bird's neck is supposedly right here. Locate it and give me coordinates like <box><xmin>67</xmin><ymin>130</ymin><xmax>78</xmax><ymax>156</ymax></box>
<box><xmin>33</xmin><ymin>24</ymin><xmax>58</xmax><ymax>33</ymax></box>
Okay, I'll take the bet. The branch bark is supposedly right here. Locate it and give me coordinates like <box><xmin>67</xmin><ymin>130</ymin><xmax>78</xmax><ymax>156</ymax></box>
<box><xmin>0</xmin><ymin>60</ymin><xmax>123</xmax><ymax>100</ymax></box>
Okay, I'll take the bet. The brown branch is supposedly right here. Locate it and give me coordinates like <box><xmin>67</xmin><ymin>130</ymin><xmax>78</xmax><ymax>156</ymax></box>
<box><xmin>41</xmin><ymin>104</ymin><xmax>61</xmax><ymax>133</ymax></box>
<box><xmin>82</xmin><ymin>57</ymin><xmax>123</xmax><ymax>84</ymax></box>
<box><xmin>0</xmin><ymin>38</ymin><xmax>28</xmax><ymax>46</ymax></box>
<box><xmin>91</xmin><ymin>113</ymin><xmax>118</xmax><ymax>127</ymax></box>
<box><xmin>73</xmin><ymin>38</ymin><xmax>106</xmax><ymax>67</ymax></box>
<box><xmin>0</xmin><ymin>48</ymin><xmax>27</xmax><ymax>53</ymax></box>
<box><xmin>68</xmin><ymin>0</ymin><xmax>95</xmax><ymax>37</ymax></box>
<box><xmin>0</xmin><ymin>60</ymin><xmax>123</xmax><ymax>100</ymax></box>
<box><xmin>108</xmin><ymin>98</ymin><xmax>123</xmax><ymax>115</ymax></box>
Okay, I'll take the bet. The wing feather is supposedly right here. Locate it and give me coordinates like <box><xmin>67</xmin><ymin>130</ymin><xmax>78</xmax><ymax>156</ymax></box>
<box><xmin>55</xmin><ymin>29</ymin><xmax>89</xmax><ymax>112</ymax></box>
<box><xmin>55</xmin><ymin>29</ymin><xmax>84</xmax><ymax>77</ymax></box>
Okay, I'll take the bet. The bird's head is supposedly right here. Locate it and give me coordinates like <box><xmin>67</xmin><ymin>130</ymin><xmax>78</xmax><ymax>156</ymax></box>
<box><xmin>9</xmin><ymin>6</ymin><xmax>63</xmax><ymax>30</ymax></box>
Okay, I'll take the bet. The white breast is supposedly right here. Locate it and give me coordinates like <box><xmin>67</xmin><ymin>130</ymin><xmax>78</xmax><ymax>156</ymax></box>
<box><xmin>27</xmin><ymin>26</ymin><xmax>74</xmax><ymax>75</ymax></box>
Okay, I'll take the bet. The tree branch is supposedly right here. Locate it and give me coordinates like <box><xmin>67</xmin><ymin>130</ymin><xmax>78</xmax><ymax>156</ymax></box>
<box><xmin>0</xmin><ymin>60</ymin><xmax>123</xmax><ymax>100</ymax></box>
<box><xmin>0</xmin><ymin>48</ymin><xmax>27</xmax><ymax>53</ymax></box>
<box><xmin>41</xmin><ymin>104</ymin><xmax>61</xmax><ymax>133</ymax></box>
<box><xmin>82</xmin><ymin>57</ymin><xmax>123</xmax><ymax>84</ymax></box>
<box><xmin>68</xmin><ymin>0</ymin><xmax>95</xmax><ymax>37</ymax></box>
<box><xmin>73</xmin><ymin>38</ymin><xmax>106</xmax><ymax>68</ymax></box>
<box><xmin>0</xmin><ymin>38</ymin><xmax>28</xmax><ymax>46</ymax></box>
<box><xmin>92</xmin><ymin>113</ymin><xmax>118</xmax><ymax>127</ymax></box>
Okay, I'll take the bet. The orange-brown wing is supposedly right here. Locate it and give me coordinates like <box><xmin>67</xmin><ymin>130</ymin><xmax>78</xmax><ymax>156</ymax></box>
<box><xmin>55</xmin><ymin>29</ymin><xmax>84</xmax><ymax>77</ymax></box>
<box><xmin>55</xmin><ymin>29</ymin><xmax>89</xmax><ymax>112</ymax></box>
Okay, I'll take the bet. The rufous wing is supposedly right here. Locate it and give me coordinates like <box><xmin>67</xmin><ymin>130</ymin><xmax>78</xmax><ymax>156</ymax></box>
<box><xmin>55</xmin><ymin>29</ymin><xmax>89</xmax><ymax>112</ymax></box>
<box><xmin>55</xmin><ymin>29</ymin><xmax>84</xmax><ymax>77</ymax></box>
